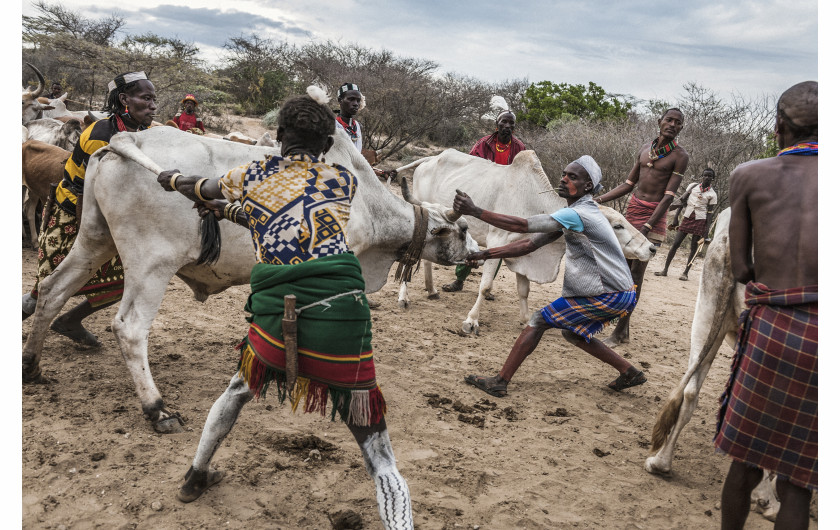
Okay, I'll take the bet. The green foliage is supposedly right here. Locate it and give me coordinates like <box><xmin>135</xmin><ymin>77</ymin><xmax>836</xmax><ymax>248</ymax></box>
<box><xmin>521</xmin><ymin>81</ymin><xmax>631</xmax><ymax>127</ymax></box>
<box><xmin>761</xmin><ymin>132</ymin><xmax>779</xmax><ymax>158</ymax></box>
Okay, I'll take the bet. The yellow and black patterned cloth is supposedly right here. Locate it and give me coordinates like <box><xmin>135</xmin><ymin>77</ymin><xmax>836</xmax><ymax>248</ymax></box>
<box><xmin>55</xmin><ymin>117</ymin><xmax>124</xmax><ymax>214</ymax></box>
<box><xmin>219</xmin><ymin>153</ymin><xmax>356</xmax><ymax>265</ymax></box>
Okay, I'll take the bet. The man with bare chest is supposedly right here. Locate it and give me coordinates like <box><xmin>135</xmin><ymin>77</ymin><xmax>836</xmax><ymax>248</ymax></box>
<box><xmin>595</xmin><ymin>108</ymin><xmax>689</xmax><ymax>345</ymax></box>
<box><xmin>715</xmin><ymin>81</ymin><xmax>817</xmax><ymax>530</ymax></box>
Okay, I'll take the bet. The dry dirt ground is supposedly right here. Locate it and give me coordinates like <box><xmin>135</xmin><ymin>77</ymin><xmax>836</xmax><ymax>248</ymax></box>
<box><xmin>21</xmin><ymin>231</ymin><xmax>819</xmax><ymax>529</ymax></box>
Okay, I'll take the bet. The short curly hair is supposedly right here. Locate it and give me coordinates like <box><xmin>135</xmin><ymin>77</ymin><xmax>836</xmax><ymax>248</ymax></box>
<box><xmin>275</xmin><ymin>95</ymin><xmax>335</xmax><ymax>145</ymax></box>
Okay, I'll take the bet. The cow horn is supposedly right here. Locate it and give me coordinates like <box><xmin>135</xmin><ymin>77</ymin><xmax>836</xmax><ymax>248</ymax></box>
<box><xmin>25</xmin><ymin>63</ymin><xmax>45</xmax><ymax>97</ymax></box>
<box><xmin>399</xmin><ymin>174</ymin><xmax>421</xmax><ymax>205</ymax></box>
<box><xmin>444</xmin><ymin>209</ymin><xmax>461</xmax><ymax>222</ymax></box>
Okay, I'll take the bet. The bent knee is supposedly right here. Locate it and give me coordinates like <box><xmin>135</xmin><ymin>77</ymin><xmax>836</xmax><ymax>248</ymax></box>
<box><xmin>527</xmin><ymin>311</ymin><xmax>551</xmax><ymax>329</ymax></box>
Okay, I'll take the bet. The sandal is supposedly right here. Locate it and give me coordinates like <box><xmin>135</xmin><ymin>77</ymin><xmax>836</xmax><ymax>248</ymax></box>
<box><xmin>464</xmin><ymin>374</ymin><xmax>507</xmax><ymax>397</ymax></box>
<box><xmin>608</xmin><ymin>368</ymin><xmax>647</xmax><ymax>392</ymax></box>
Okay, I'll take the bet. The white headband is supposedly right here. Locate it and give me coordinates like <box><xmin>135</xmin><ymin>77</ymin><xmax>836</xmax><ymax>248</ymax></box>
<box><xmin>572</xmin><ymin>155</ymin><xmax>602</xmax><ymax>192</ymax></box>
<box><xmin>108</xmin><ymin>72</ymin><xmax>148</xmax><ymax>93</ymax></box>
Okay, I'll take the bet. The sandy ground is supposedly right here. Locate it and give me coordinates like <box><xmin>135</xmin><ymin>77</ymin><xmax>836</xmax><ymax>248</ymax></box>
<box><xmin>21</xmin><ymin>228</ymin><xmax>819</xmax><ymax>529</ymax></box>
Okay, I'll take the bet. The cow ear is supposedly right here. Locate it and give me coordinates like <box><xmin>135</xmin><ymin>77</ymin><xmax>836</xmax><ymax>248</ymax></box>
<box><xmin>430</xmin><ymin>226</ymin><xmax>452</xmax><ymax>237</ymax></box>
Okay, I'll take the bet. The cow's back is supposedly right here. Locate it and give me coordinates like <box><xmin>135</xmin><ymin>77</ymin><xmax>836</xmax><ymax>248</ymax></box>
<box><xmin>411</xmin><ymin>149</ymin><xmax>567</xmax><ymax>283</ymax></box>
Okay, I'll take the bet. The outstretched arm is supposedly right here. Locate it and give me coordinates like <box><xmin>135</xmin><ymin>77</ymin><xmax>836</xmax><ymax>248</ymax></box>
<box><xmin>595</xmin><ymin>157</ymin><xmax>641</xmax><ymax>204</ymax></box>
<box><xmin>466</xmin><ymin>231</ymin><xmax>563</xmax><ymax>265</ymax></box>
<box><xmin>453</xmin><ymin>190</ymin><xmax>529</xmax><ymax>232</ymax></box>
<box><xmin>157</xmin><ymin>169</ymin><xmax>248</xmax><ymax>227</ymax></box>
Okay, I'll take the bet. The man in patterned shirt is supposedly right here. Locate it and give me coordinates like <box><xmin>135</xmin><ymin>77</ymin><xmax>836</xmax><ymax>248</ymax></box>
<box><xmin>157</xmin><ymin>88</ymin><xmax>413</xmax><ymax>529</ymax></box>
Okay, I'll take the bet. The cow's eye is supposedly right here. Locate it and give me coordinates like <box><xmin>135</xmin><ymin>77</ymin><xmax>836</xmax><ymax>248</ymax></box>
<box><xmin>613</xmin><ymin>225</ymin><xmax>624</xmax><ymax>230</ymax></box>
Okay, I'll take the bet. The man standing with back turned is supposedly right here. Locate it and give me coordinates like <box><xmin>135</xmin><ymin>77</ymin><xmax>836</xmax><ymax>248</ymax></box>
<box><xmin>715</xmin><ymin>81</ymin><xmax>817</xmax><ymax>530</ymax></box>
<box><xmin>595</xmin><ymin>108</ymin><xmax>689</xmax><ymax>345</ymax></box>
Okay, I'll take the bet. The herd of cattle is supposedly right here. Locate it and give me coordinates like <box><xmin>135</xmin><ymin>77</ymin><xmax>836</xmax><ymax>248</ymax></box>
<box><xmin>21</xmin><ymin>63</ymin><xmax>780</xmax><ymax>519</ymax></box>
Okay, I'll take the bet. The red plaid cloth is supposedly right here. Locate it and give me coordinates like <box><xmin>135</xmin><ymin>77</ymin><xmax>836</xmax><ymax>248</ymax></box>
<box><xmin>677</xmin><ymin>211</ymin><xmax>706</xmax><ymax>236</ymax></box>
<box><xmin>714</xmin><ymin>282</ymin><xmax>818</xmax><ymax>490</ymax></box>
<box><xmin>625</xmin><ymin>194</ymin><xmax>666</xmax><ymax>242</ymax></box>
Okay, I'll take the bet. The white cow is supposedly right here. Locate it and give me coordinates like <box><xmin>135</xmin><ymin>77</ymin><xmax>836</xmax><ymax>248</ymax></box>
<box><xmin>25</xmin><ymin>118</ymin><xmax>83</xmax><ymax>152</ymax></box>
<box><xmin>644</xmin><ymin>207</ymin><xmax>780</xmax><ymax>520</ymax></box>
<box><xmin>394</xmin><ymin>150</ymin><xmax>656</xmax><ymax>333</ymax></box>
<box><xmin>22</xmin><ymin>127</ymin><xmax>479</xmax><ymax>433</ymax></box>
<box><xmin>22</xmin><ymin>63</ymin><xmax>54</xmax><ymax>125</ymax></box>
<box><xmin>41</xmin><ymin>93</ymin><xmax>109</xmax><ymax>123</ymax></box>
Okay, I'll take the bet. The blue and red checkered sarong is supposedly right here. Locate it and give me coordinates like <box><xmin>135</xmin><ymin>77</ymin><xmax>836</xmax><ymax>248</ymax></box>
<box><xmin>539</xmin><ymin>289</ymin><xmax>637</xmax><ymax>342</ymax></box>
<box><xmin>714</xmin><ymin>282</ymin><xmax>818</xmax><ymax>491</ymax></box>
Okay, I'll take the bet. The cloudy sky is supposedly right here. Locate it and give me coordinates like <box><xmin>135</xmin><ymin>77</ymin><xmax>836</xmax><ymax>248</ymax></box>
<box><xmin>21</xmin><ymin>0</ymin><xmax>819</xmax><ymax>103</ymax></box>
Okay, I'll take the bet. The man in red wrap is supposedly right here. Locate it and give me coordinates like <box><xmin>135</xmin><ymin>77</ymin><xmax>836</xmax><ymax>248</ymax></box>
<box><xmin>594</xmin><ymin>108</ymin><xmax>688</xmax><ymax>345</ymax></box>
<box><xmin>715</xmin><ymin>80</ymin><xmax>817</xmax><ymax>530</ymax></box>
<box><xmin>171</xmin><ymin>94</ymin><xmax>205</xmax><ymax>133</ymax></box>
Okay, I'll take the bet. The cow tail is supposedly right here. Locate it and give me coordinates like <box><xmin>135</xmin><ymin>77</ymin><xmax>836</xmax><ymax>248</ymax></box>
<box><xmin>650</xmin><ymin>249</ymin><xmax>735</xmax><ymax>453</ymax></box>
<box><xmin>197</xmin><ymin>214</ymin><xmax>221</xmax><ymax>265</ymax></box>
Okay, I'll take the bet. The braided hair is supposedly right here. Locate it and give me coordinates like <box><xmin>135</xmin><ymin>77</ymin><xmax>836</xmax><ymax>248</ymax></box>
<box><xmin>275</xmin><ymin>93</ymin><xmax>335</xmax><ymax>147</ymax></box>
<box><xmin>103</xmin><ymin>72</ymin><xmax>149</xmax><ymax>116</ymax></box>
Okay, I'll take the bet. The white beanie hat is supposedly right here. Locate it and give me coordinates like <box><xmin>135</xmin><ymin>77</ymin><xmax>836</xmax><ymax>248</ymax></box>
<box><xmin>572</xmin><ymin>155</ymin><xmax>602</xmax><ymax>193</ymax></box>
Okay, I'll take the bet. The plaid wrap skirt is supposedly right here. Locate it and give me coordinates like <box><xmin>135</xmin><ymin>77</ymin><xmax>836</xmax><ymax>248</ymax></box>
<box><xmin>714</xmin><ymin>282</ymin><xmax>818</xmax><ymax>490</ymax></box>
<box><xmin>677</xmin><ymin>211</ymin><xmax>707</xmax><ymax>236</ymax></box>
<box><xmin>539</xmin><ymin>289</ymin><xmax>637</xmax><ymax>342</ymax></box>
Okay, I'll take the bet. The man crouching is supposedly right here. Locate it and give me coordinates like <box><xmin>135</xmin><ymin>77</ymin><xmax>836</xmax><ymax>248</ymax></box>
<box><xmin>457</xmin><ymin>156</ymin><xmax>647</xmax><ymax>397</ymax></box>
<box><xmin>156</xmin><ymin>87</ymin><xmax>413</xmax><ymax>529</ymax></box>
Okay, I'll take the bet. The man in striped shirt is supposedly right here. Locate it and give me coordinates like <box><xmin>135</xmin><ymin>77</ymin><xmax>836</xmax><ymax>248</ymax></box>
<box><xmin>455</xmin><ymin>155</ymin><xmax>647</xmax><ymax>398</ymax></box>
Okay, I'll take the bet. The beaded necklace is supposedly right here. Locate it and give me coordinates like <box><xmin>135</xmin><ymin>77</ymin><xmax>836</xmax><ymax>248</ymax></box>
<box><xmin>777</xmin><ymin>142</ymin><xmax>818</xmax><ymax>156</ymax></box>
<box><xmin>647</xmin><ymin>139</ymin><xmax>677</xmax><ymax>167</ymax></box>
<box><xmin>336</xmin><ymin>116</ymin><xmax>359</xmax><ymax>141</ymax></box>
<box><xmin>495</xmin><ymin>138</ymin><xmax>511</xmax><ymax>152</ymax></box>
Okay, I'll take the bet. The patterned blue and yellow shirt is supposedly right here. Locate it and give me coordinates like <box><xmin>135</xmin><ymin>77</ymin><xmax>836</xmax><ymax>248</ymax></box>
<box><xmin>219</xmin><ymin>153</ymin><xmax>356</xmax><ymax>265</ymax></box>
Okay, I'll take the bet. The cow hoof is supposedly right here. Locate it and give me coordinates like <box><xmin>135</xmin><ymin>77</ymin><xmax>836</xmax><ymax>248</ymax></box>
<box><xmin>398</xmin><ymin>300</ymin><xmax>409</xmax><ymax>310</ymax></box>
<box><xmin>644</xmin><ymin>456</ymin><xmax>671</xmax><ymax>475</ymax></box>
<box><xmin>483</xmin><ymin>292</ymin><xmax>495</xmax><ymax>301</ymax></box>
<box><xmin>461</xmin><ymin>321</ymin><xmax>479</xmax><ymax>335</ymax></box>
<box><xmin>427</xmin><ymin>292</ymin><xmax>440</xmax><ymax>300</ymax></box>
<box><xmin>154</xmin><ymin>409</ymin><xmax>185</xmax><ymax>434</ymax></box>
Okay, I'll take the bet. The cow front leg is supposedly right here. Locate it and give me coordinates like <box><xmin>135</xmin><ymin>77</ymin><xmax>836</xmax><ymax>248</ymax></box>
<box><xmin>645</xmin><ymin>347</ymin><xmax>716</xmax><ymax>474</ymax></box>
<box><xmin>23</xmin><ymin>240</ymin><xmax>118</xmax><ymax>382</ymax></box>
<box><xmin>397</xmin><ymin>281</ymin><xmax>410</xmax><ymax>310</ymax></box>
<box><xmin>462</xmin><ymin>259</ymin><xmax>498</xmax><ymax>334</ymax></box>
<box><xmin>423</xmin><ymin>261</ymin><xmax>439</xmax><ymax>299</ymax></box>
<box><xmin>515</xmin><ymin>273</ymin><xmax>530</xmax><ymax>324</ymax></box>
<box><xmin>111</xmin><ymin>263</ymin><xmax>183</xmax><ymax>433</ymax></box>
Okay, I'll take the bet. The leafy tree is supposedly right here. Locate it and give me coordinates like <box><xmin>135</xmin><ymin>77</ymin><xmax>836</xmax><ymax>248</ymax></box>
<box><xmin>23</xmin><ymin>0</ymin><xmax>125</xmax><ymax>46</ymax></box>
<box><xmin>521</xmin><ymin>81</ymin><xmax>631</xmax><ymax>126</ymax></box>
<box><xmin>216</xmin><ymin>34</ymin><xmax>295</xmax><ymax>115</ymax></box>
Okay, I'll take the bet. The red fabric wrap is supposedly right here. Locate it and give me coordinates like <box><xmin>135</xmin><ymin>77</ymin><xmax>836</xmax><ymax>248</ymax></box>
<box><xmin>625</xmin><ymin>194</ymin><xmax>667</xmax><ymax>241</ymax></box>
<box><xmin>714</xmin><ymin>282</ymin><xmax>818</xmax><ymax>491</ymax></box>
<box><xmin>469</xmin><ymin>132</ymin><xmax>526</xmax><ymax>165</ymax></box>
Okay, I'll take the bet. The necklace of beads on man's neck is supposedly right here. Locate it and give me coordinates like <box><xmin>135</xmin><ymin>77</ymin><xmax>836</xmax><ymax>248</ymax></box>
<box><xmin>647</xmin><ymin>139</ymin><xmax>677</xmax><ymax>167</ymax></box>
<box><xmin>336</xmin><ymin>116</ymin><xmax>358</xmax><ymax>140</ymax></box>
<box><xmin>495</xmin><ymin>138</ymin><xmax>511</xmax><ymax>152</ymax></box>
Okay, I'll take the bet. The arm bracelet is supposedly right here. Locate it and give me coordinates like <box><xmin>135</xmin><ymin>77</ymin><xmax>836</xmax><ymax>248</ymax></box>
<box><xmin>194</xmin><ymin>178</ymin><xmax>209</xmax><ymax>201</ymax></box>
<box><xmin>625</xmin><ymin>179</ymin><xmax>635</xmax><ymax>186</ymax></box>
<box><xmin>224</xmin><ymin>203</ymin><xmax>242</xmax><ymax>223</ymax></box>
<box><xmin>169</xmin><ymin>172</ymin><xmax>183</xmax><ymax>191</ymax></box>
<box><xmin>643</xmin><ymin>223</ymin><xmax>653</xmax><ymax>230</ymax></box>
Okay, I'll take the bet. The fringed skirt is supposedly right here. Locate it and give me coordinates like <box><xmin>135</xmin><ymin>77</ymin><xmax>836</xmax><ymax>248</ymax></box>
<box><xmin>236</xmin><ymin>253</ymin><xmax>385</xmax><ymax>427</ymax></box>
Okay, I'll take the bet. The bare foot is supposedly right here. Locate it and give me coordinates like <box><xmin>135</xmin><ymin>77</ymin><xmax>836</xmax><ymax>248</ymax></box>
<box><xmin>50</xmin><ymin>318</ymin><xmax>102</xmax><ymax>347</ymax></box>
<box><xmin>177</xmin><ymin>467</ymin><xmax>225</xmax><ymax>503</ymax></box>
<box><xmin>653</xmin><ymin>270</ymin><xmax>667</xmax><ymax>277</ymax></box>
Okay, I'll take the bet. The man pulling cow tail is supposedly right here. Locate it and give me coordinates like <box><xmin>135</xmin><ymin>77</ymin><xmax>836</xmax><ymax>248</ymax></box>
<box><xmin>595</xmin><ymin>107</ymin><xmax>689</xmax><ymax>346</ymax></box>
<box><xmin>156</xmin><ymin>86</ymin><xmax>413</xmax><ymax>529</ymax></box>
<box><xmin>716</xmin><ymin>81</ymin><xmax>817</xmax><ymax>530</ymax></box>
<box><xmin>454</xmin><ymin>155</ymin><xmax>647</xmax><ymax>398</ymax></box>
<box><xmin>442</xmin><ymin>96</ymin><xmax>526</xmax><ymax>293</ymax></box>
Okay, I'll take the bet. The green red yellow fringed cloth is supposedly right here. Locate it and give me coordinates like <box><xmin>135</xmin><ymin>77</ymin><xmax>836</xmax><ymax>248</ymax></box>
<box><xmin>236</xmin><ymin>253</ymin><xmax>386</xmax><ymax>427</ymax></box>
<box><xmin>777</xmin><ymin>142</ymin><xmax>818</xmax><ymax>156</ymax></box>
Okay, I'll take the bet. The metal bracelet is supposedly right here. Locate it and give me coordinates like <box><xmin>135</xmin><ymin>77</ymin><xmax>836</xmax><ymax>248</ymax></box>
<box><xmin>169</xmin><ymin>172</ymin><xmax>183</xmax><ymax>191</ymax></box>
<box><xmin>194</xmin><ymin>178</ymin><xmax>209</xmax><ymax>201</ymax></box>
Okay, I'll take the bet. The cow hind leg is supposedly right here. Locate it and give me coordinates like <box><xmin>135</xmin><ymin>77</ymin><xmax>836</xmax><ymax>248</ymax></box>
<box><xmin>423</xmin><ymin>261</ymin><xmax>439</xmax><ymax>299</ymax></box>
<box><xmin>515</xmin><ymin>273</ymin><xmax>530</xmax><ymax>324</ymax></box>
<box><xmin>111</xmin><ymin>260</ymin><xmax>184</xmax><ymax>433</ymax></box>
<box><xmin>462</xmin><ymin>259</ymin><xmax>499</xmax><ymax>334</ymax></box>
<box><xmin>645</xmin><ymin>336</ymin><xmax>720</xmax><ymax>475</ymax></box>
<box><xmin>23</xmin><ymin>236</ymin><xmax>118</xmax><ymax>382</ymax></box>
